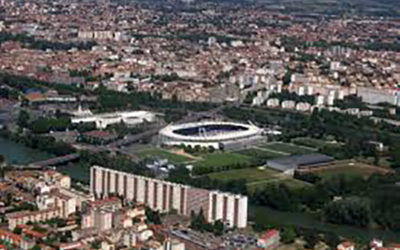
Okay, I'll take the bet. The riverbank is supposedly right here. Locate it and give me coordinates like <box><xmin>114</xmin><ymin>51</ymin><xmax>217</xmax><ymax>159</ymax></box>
<box><xmin>0</xmin><ymin>136</ymin><xmax>52</xmax><ymax>164</ymax></box>
<box><xmin>249</xmin><ymin>205</ymin><xmax>400</xmax><ymax>243</ymax></box>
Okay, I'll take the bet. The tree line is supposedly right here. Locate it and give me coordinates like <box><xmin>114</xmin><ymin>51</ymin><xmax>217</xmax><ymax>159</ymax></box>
<box><xmin>222</xmin><ymin>106</ymin><xmax>400</xmax><ymax>166</ymax></box>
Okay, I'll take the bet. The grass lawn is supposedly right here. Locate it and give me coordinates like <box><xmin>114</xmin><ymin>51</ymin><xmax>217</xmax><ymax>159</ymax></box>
<box><xmin>291</xmin><ymin>137</ymin><xmax>336</xmax><ymax>149</ymax></box>
<box><xmin>208</xmin><ymin>167</ymin><xmax>279</xmax><ymax>181</ymax></box>
<box><xmin>260</xmin><ymin>142</ymin><xmax>316</xmax><ymax>155</ymax></box>
<box><xmin>236</xmin><ymin>148</ymin><xmax>284</xmax><ymax>161</ymax></box>
<box><xmin>194</xmin><ymin>152</ymin><xmax>254</xmax><ymax>168</ymax></box>
<box><xmin>246</xmin><ymin>176</ymin><xmax>311</xmax><ymax>192</ymax></box>
<box><xmin>134</xmin><ymin>147</ymin><xmax>192</xmax><ymax>163</ymax></box>
<box><xmin>207</xmin><ymin>167</ymin><xmax>310</xmax><ymax>192</ymax></box>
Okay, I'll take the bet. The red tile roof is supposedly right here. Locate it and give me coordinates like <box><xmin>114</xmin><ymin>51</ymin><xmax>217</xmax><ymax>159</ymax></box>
<box><xmin>23</xmin><ymin>228</ymin><xmax>47</xmax><ymax>239</ymax></box>
<box><xmin>260</xmin><ymin>229</ymin><xmax>279</xmax><ymax>241</ymax></box>
<box><xmin>25</xmin><ymin>92</ymin><xmax>45</xmax><ymax>102</ymax></box>
<box><xmin>84</xmin><ymin>130</ymin><xmax>115</xmax><ymax>138</ymax></box>
<box><xmin>59</xmin><ymin>241</ymin><xmax>82</xmax><ymax>250</ymax></box>
<box><xmin>90</xmin><ymin>197</ymin><xmax>120</xmax><ymax>208</ymax></box>
<box><xmin>0</xmin><ymin>229</ymin><xmax>23</xmax><ymax>243</ymax></box>
<box><xmin>6</xmin><ymin>208</ymin><xmax>59</xmax><ymax>219</ymax></box>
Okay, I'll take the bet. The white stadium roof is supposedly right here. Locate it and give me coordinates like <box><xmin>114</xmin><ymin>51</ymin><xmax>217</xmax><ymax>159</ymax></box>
<box><xmin>159</xmin><ymin>121</ymin><xmax>263</xmax><ymax>143</ymax></box>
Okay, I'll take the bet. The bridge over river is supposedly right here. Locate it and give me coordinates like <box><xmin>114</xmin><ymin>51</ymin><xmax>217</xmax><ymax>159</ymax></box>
<box><xmin>29</xmin><ymin>153</ymin><xmax>80</xmax><ymax>167</ymax></box>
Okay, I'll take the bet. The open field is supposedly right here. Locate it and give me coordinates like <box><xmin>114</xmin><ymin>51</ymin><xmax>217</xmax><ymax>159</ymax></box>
<box><xmin>207</xmin><ymin>167</ymin><xmax>311</xmax><ymax>192</ymax></box>
<box><xmin>259</xmin><ymin>142</ymin><xmax>316</xmax><ymax>155</ymax></box>
<box><xmin>133</xmin><ymin>147</ymin><xmax>193</xmax><ymax>163</ymax></box>
<box><xmin>299</xmin><ymin>161</ymin><xmax>392</xmax><ymax>179</ymax></box>
<box><xmin>126</xmin><ymin>145</ymin><xmax>258</xmax><ymax>168</ymax></box>
<box><xmin>246</xmin><ymin>176</ymin><xmax>311</xmax><ymax>192</ymax></box>
<box><xmin>236</xmin><ymin>148</ymin><xmax>285</xmax><ymax>161</ymax></box>
<box><xmin>193</xmin><ymin>152</ymin><xmax>254</xmax><ymax>168</ymax></box>
<box><xmin>291</xmin><ymin>137</ymin><xmax>341</xmax><ymax>149</ymax></box>
<box><xmin>208</xmin><ymin>167</ymin><xmax>279</xmax><ymax>181</ymax></box>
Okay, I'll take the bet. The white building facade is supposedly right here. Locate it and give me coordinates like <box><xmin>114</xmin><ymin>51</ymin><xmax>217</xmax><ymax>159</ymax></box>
<box><xmin>91</xmin><ymin>166</ymin><xmax>248</xmax><ymax>228</ymax></box>
<box><xmin>71</xmin><ymin>111</ymin><xmax>156</xmax><ymax>129</ymax></box>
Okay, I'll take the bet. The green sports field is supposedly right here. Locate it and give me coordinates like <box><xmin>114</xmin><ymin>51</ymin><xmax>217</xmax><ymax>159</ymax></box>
<box><xmin>208</xmin><ymin>167</ymin><xmax>279</xmax><ymax>181</ymax></box>
<box><xmin>291</xmin><ymin>137</ymin><xmax>337</xmax><ymax>149</ymax></box>
<box><xmin>236</xmin><ymin>148</ymin><xmax>285</xmax><ymax>161</ymax></box>
<box><xmin>193</xmin><ymin>152</ymin><xmax>254</xmax><ymax>168</ymax></box>
<box><xmin>207</xmin><ymin>167</ymin><xmax>311</xmax><ymax>192</ymax></box>
<box><xmin>134</xmin><ymin>147</ymin><xmax>193</xmax><ymax>163</ymax></box>
<box><xmin>260</xmin><ymin>142</ymin><xmax>316</xmax><ymax>155</ymax></box>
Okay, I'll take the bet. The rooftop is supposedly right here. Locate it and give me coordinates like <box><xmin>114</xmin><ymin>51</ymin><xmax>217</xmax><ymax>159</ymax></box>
<box><xmin>259</xmin><ymin>229</ymin><xmax>279</xmax><ymax>240</ymax></box>
<box><xmin>267</xmin><ymin>153</ymin><xmax>334</xmax><ymax>171</ymax></box>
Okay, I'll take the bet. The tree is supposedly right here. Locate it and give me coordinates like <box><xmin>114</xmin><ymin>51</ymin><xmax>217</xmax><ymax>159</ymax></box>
<box><xmin>190</xmin><ymin>209</ymin><xmax>209</xmax><ymax>232</ymax></box>
<box><xmin>283</xmin><ymin>70</ymin><xmax>292</xmax><ymax>85</ymax></box>
<box><xmin>91</xmin><ymin>241</ymin><xmax>101</xmax><ymax>249</ymax></box>
<box><xmin>302</xmin><ymin>229</ymin><xmax>320</xmax><ymax>249</ymax></box>
<box><xmin>324</xmin><ymin>197</ymin><xmax>372</xmax><ymax>227</ymax></box>
<box><xmin>213</xmin><ymin>220</ymin><xmax>225</xmax><ymax>236</ymax></box>
<box><xmin>12</xmin><ymin>227</ymin><xmax>22</xmax><ymax>235</ymax></box>
<box><xmin>145</xmin><ymin>207</ymin><xmax>162</xmax><ymax>225</ymax></box>
<box><xmin>280</xmin><ymin>227</ymin><xmax>296</xmax><ymax>244</ymax></box>
<box><xmin>17</xmin><ymin>109</ymin><xmax>30</xmax><ymax>128</ymax></box>
<box><xmin>323</xmin><ymin>233</ymin><xmax>340</xmax><ymax>248</ymax></box>
<box><xmin>29</xmin><ymin>117</ymin><xmax>71</xmax><ymax>134</ymax></box>
<box><xmin>390</xmin><ymin>143</ymin><xmax>400</xmax><ymax>168</ymax></box>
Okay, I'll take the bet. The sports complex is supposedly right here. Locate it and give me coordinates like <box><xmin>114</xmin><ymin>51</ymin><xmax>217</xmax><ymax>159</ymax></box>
<box><xmin>158</xmin><ymin>121</ymin><xmax>264</xmax><ymax>150</ymax></box>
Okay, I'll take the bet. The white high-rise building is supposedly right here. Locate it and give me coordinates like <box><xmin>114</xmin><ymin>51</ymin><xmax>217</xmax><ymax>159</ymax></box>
<box><xmin>315</xmin><ymin>95</ymin><xmax>325</xmax><ymax>106</ymax></box>
<box><xmin>357</xmin><ymin>87</ymin><xmax>400</xmax><ymax>106</ymax></box>
<box><xmin>307</xmin><ymin>86</ymin><xmax>314</xmax><ymax>96</ymax></box>
<box><xmin>298</xmin><ymin>86</ymin><xmax>305</xmax><ymax>96</ymax></box>
<box><xmin>90</xmin><ymin>166</ymin><xmax>248</xmax><ymax>228</ymax></box>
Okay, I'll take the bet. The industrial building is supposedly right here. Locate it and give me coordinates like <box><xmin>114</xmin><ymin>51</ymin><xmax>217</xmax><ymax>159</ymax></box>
<box><xmin>266</xmin><ymin>153</ymin><xmax>334</xmax><ymax>175</ymax></box>
<box><xmin>91</xmin><ymin>166</ymin><xmax>248</xmax><ymax>228</ymax></box>
<box><xmin>71</xmin><ymin>110</ymin><xmax>156</xmax><ymax>129</ymax></box>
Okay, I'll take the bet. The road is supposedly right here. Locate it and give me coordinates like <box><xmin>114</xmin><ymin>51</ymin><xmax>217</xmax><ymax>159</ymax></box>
<box><xmin>72</xmin><ymin>105</ymin><xmax>228</xmax><ymax>161</ymax></box>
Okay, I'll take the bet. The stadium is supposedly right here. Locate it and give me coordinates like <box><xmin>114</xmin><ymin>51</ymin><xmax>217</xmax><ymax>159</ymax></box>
<box><xmin>159</xmin><ymin>121</ymin><xmax>264</xmax><ymax>150</ymax></box>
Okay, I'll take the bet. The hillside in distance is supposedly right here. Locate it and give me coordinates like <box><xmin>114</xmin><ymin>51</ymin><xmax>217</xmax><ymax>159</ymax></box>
<box><xmin>256</xmin><ymin>0</ymin><xmax>400</xmax><ymax>17</ymax></box>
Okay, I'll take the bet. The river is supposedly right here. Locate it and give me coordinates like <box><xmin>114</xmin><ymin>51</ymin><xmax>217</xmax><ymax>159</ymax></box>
<box><xmin>0</xmin><ymin>136</ymin><xmax>52</xmax><ymax>164</ymax></box>
<box><xmin>0</xmin><ymin>136</ymin><xmax>90</xmax><ymax>183</ymax></box>
<box><xmin>1</xmin><ymin>136</ymin><xmax>399</xmax><ymax>241</ymax></box>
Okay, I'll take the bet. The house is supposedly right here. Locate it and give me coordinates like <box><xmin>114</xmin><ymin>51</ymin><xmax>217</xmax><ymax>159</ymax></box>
<box><xmin>371</xmin><ymin>239</ymin><xmax>384</xmax><ymax>250</ymax></box>
<box><xmin>17</xmin><ymin>225</ymin><xmax>48</xmax><ymax>240</ymax></box>
<box><xmin>59</xmin><ymin>241</ymin><xmax>82</xmax><ymax>250</ymax></box>
<box><xmin>337</xmin><ymin>241</ymin><xmax>355</xmax><ymax>250</ymax></box>
<box><xmin>163</xmin><ymin>238</ymin><xmax>185</xmax><ymax>250</ymax></box>
<box><xmin>6</xmin><ymin>208</ymin><xmax>60</xmax><ymax>230</ymax></box>
<box><xmin>36</xmin><ymin>189</ymin><xmax>77</xmax><ymax>218</ymax></box>
<box><xmin>257</xmin><ymin>229</ymin><xmax>280</xmax><ymax>249</ymax></box>
<box><xmin>388</xmin><ymin>244</ymin><xmax>400</xmax><ymax>250</ymax></box>
<box><xmin>0</xmin><ymin>229</ymin><xmax>35</xmax><ymax>250</ymax></box>
<box><xmin>44</xmin><ymin>170</ymin><xmax>71</xmax><ymax>189</ymax></box>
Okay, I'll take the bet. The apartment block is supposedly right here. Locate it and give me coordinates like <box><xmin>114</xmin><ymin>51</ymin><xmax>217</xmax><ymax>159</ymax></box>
<box><xmin>6</xmin><ymin>208</ymin><xmax>60</xmax><ymax>230</ymax></box>
<box><xmin>90</xmin><ymin>166</ymin><xmax>248</xmax><ymax>228</ymax></box>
